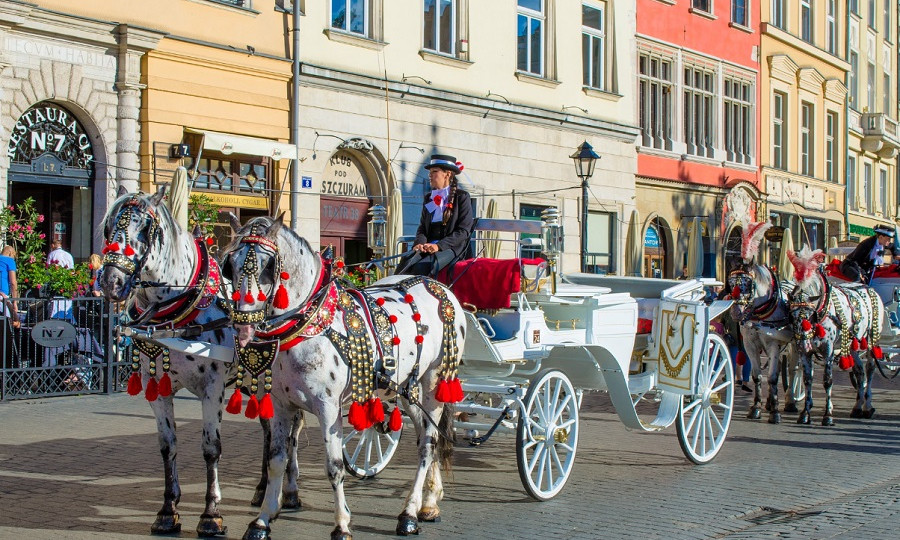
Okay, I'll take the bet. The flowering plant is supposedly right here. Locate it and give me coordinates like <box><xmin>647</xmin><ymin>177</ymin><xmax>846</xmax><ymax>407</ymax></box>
<box><xmin>0</xmin><ymin>197</ymin><xmax>46</xmax><ymax>262</ymax></box>
<box><xmin>340</xmin><ymin>265</ymin><xmax>378</xmax><ymax>289</ymax></box>
<box><xmin>189</xmin><ymin>193</ymin><xmax>219</xmax><ymax>238</ymax></box>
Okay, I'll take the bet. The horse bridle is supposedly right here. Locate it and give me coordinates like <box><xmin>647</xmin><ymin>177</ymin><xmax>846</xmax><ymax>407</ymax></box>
<box><xmin>102</xmin><ymin>196</ymin><xmax>162</xmax><ymax>291</ymax></box>
<box><xmin>788</xmin><ymin>272</ymin><xmax>831</xmax><ymax>341</ymax></box>
<box><xmin>729</xmin><ymin>264</ymin><xmax>781</xmax><ymax>323</ymax></box>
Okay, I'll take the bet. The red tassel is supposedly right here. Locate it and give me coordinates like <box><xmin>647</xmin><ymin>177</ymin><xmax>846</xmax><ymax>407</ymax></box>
<box><xmin>404</xmin><ymin>294</ymin><xmax>414</xmax><ymax>303</ymax></box>
<box><xmin>448</xmin><ymin>378</ymin><xmax>464</xmax><ymax>402</ymax></box>
<box><xmin>435</xmin><ymin>379</ymin><xmax>451</xmax><ymax>402</ymax></box>
<box><xmin>815</xmin><ymin>324</ymin><xmax>826</xmax><ymax>339</ymax></box>
<box><xmin>273</xmin><ymin>284</ymin><xmax>289</xmax><ymax>309</ymax></box>
<box><xmin>127</xmin><ymin>372</ymin><xmax>142</xmax><ymax>396</ymax></box>
<box><xmin>226</xmin><ymin>388</ymin><xmax>243</xmax><ymax>414</ymax></box>
<box><xmin>392</xmin><ymin>336</ymin><xmax>401</xmax><ymax>346</ymax></box>
<box><xmin>280</xmin><ymin>271</ymin><xmax>290</xmax><ymax>280</ymax></box>
<box><xmin>412</xmin><ymin>313</ymin><xmax>421</xmax><ymax>322</ymax></box>
<box><xmin>244</xmin><ymin>292</ymin><xmax>254</xmax><ymax>303</ymax></box>
<box><xmin>389</xmin><ymin>315</ymin><xmax>398</xmax><ymax>324</ymax></box>
<box><xmin>103</xmin><ymin>242</ymin><xmax>120</xmax><ymax>254</ymax></box>
<box><xmin>389</xmin><ymin>407</ymin><xmax>403</xmax><ymax>431</ymax></box>
<box><xmin>245</xmin><ymin>394</ymin><xmax>259</xmax><ymax>419</ymax></box>
<box><xmin>348</xmin><ymin>401</ymin><xmax>368</xmax><ymax>431</ymax></box>
<box><xmin>368</xmin><ymin>397</ymin><xmax>385</xmax><ymax>423</ymax></box>
<box><xmin>801</xmin><ymin>320</ymin><xmax>812</xmax><ymax>332</ymax></box>
<box><xmin>124</xmin><ymin>244</ymin><xmax>135</xmax><ymax>256</ymax></box>
<box><xmin>873</xmin><ymin>345</ymin><xmax>884</xmax><ymax>360</ymax></box>
<box><xmin>415</xmin><ymin>335</ymin><xmax>424</xmax><ymax>344</ymax></box>
<box><xmin>860</xmin><ymin>337</ymin><xmax>868</xmax><ymax>350</ymax></box>
<box><xmin>731</xmin><ymin>286</ymin><xmax>741</xmax><ymax>299</ymax></box>
<box><xmin>736</xmin><ymin>351</ymin><xmax>748</xmax><ymax>366</ymax></box>
<box><xmin>231</xmin><ymin>291</ymin><xmax>241</xmax><ymax>301</ymax></box>
<box><xmin>376</xmin><ymin>297</ymin><xmax>385</xmax><ymax>306</ymax></box>
<box><xmin>839</xmin><ymin>355</ymin><xmax>854</xmax><ymax>370</ymax></box>
<box><xmin>145</xmin><ymin>377</ymin><xmax>159</xmax><ymax>402</ymax></box>
<box><xmin>259</xmin><ymin>393</ymin><xmax>274</xmax><ymax>420</ymax></box>
<box><xmin>851</xmin><ymin>337</ymin><xmax>860</xmax><ymax>351</ymax></box>
<box><xmin>158</xmin><ymin>373</ymin><xmax>172</xmax><ymax>397</ymax></box>
<box><xmin>207</xmin><ymin>237</ymin><xmax>215</xmax><ymax>246</ymax></box>
<box><xmin>257</xmin><ymin>291</ymin><xmax>267</xmax><ymax>302</ymax></box>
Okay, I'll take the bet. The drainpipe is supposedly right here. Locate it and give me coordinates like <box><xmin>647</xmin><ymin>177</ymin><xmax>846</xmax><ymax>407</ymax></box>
<box><xmin>290</xmin><ymin>0</ymin><xmax>301</xmax><ymax>231</ymax></box>
<box><xmin>843</xmin><ymin>4</ymin><xmax>850</xmax><ymax>240</ymax></box>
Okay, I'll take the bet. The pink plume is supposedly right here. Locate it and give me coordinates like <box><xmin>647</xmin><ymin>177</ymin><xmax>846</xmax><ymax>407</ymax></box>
<box><xmin>787</xmin><ymin>246</ymin><xmax>825</xmax><ymax>285</ymax></box>
<box><xmin>740</xmin><ymin>221</ymin><xmax>772</xmax><ymax>261</ymax></box>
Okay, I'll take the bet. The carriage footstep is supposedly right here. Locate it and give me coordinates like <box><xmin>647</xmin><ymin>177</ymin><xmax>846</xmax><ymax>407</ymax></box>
<box><xmin>396</xmin><ymin>513</ymin><xmax>420</xmax><ymax>536</ymax></box>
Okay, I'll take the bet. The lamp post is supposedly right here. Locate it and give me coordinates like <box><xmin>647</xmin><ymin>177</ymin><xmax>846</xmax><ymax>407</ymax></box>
<box><xmin>570</xmin><ymin>141</ymin><xmax>600</xmax><ymax>273</ymax></box>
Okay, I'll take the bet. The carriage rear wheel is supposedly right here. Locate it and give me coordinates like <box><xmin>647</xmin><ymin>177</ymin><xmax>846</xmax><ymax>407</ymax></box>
<box><xmin>342</xmin><ymin>420</ymin><xmax>402</xmax><ymax>479</ymax></box>
<box><xmin>676</xmin><ymin>334</ymin><xmax>733</xmax><ymax>464</ymax></box>
<box><xmin>515</xmin><ymin>369</ymin><xmax>579</xmax><ymax>501</ymax></box>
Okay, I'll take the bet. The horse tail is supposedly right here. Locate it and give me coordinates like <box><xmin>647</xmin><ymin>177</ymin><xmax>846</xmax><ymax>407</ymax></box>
<box><xmin>437</xmin><ymin>403</ymin><xmax>455</xmax><ymax>477</ymax></box>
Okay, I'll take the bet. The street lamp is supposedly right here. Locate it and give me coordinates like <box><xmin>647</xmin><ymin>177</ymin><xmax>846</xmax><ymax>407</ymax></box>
<box><xmin>367</xmin><ymin>204</ymin><xmax>388</xmax><ymax>255</ymax></box>
<box><xmin>570</xmin><ymin>141</ymin><xmax>600</xmax><ymax>273</ymax></box>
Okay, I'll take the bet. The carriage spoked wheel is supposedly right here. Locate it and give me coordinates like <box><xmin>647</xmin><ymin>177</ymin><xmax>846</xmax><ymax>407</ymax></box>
<box><xmin>676</xmin><ymin>334</ymin><xmax>734</xmax><ymax>464</ymax></box>
<box><xmin>516</xmin><ymin>369</ymin><xmax>579</xmax><ymax>501</ymax></box>
<box><xmin>342</xmin><ymin>417</ymin><xmax>402</xmax><ymax>479</ymax></box>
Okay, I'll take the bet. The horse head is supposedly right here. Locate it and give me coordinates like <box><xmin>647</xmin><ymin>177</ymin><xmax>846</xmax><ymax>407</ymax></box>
<box><xmin>98</xmin><ymin>186</ymin><xmax>168</xmax><ymax>302</ymax></box>
<box><xmin>221</xmin><ymin>214</ymin><xmax>321</xmax><ymax>347</ymax></box>
<box><xmin>785</xmin><ymin>245</ymin><xmax>828</xmax><ymax>354</ymax></box>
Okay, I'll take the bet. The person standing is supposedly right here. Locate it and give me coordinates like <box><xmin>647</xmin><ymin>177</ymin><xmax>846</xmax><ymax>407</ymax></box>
<box><xmin>839</xmin><ymin>225</ymin><xmax>894</xmax><ymax>283</ymax></box>
<box><xmin>0</xmin><ymin>245</ymin><xmax>20</xmax><ymax>328</ymax></box>
<box><xmin>397</xmin><ymin>154</ymin><xmax>474</xmax><ymax>276</ymax></box>
<box><xmin>47</xmin><ymin>238</ymin><xmax>74</xmax><ymax>269</ymax></box>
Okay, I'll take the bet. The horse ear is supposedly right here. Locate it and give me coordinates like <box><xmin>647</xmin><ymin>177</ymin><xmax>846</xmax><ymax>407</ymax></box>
<box><xmin>226</xmin><ymin>212</ymin><xmax>241</xmax><ymax>232</ymax></box>
<box><xmin>267</xmin><ymin>213</ymin><xmax>286</xmax><ymax>237</ymax></box>
<box><xmin>150</xmin><ymin>184</ymin><xmax>168</xmax><ymax>206</ymax></box>
<box><xmin>116</xmin><ymin>185</ymin><xmax>128</xmax><ymax>197</ymax></box>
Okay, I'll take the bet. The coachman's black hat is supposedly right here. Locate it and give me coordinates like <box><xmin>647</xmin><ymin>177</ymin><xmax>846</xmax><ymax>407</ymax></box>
<box><xmin>874</xmin><ymin>224</ymin><xmax>895</xmax><ymax>238</ymax></box>
<box><xmin>424</xmin><ymin>154</ymin><xmax>462</xmax><ymax>175</ymax></box>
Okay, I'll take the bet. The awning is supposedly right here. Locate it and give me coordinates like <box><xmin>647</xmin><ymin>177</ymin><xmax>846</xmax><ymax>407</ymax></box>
<box><xmin>186</xmin><ymin>128</ymin><xmax>297</xmax><ymax>160</ymax></box>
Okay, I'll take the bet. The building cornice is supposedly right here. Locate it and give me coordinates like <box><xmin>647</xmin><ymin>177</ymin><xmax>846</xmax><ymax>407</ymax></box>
<box><xmin>823</xmin><ymin>78</ymin><xmax>848</xmax><ymax>104</ymax></box>
<box><xmin>768</xmin><ymin>54</ymin><xmax>799</xmax><ymax>84</ymax></box>
<box><xmin>797</xmin><ymin>67</ymin><xmax>826</xmax><ymax>94</ymax></box>
<box><xmin>761</xmin><ymin>23</ymin><xmax>851</xmax><ymax>72</ymax></box>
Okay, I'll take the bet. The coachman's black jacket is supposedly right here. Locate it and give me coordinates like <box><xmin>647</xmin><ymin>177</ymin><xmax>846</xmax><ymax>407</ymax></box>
<box><xmin>414</xmin><ymin>188</ymin><xmax>474</xmax><ymax>260</ymax></box>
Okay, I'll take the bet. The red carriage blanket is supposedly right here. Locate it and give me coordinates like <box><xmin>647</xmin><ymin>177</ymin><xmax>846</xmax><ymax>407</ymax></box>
<box><xmin>438</xmin><ymin>258</ymin><xmax>543</xmax><ymax>310</ymax></box>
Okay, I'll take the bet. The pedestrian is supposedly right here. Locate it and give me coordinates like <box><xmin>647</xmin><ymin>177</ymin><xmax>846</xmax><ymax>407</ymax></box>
<box><xmin>839</xmin><ymin>224</ymin><xmax>894</xmax><ymax>283</ymax></box>
<box><xmin>718</xmin><ymin>287</ymin><xmax>751</xmax><ymax>392</ymax></box>
<box><xmin>396</xmin><ymin>154</ymin><xmax>474</xmax><ymax>276</ymax></box>
<box><xmin>0</xmin><ymin>245</ymin><xmax>20</xmax><ymax>328</ymax></box>
<box><xmin>89</xmin><ymin>253</ymin><xmax>103</xmax><ymax>297</ymax></box>
<box><xmin>677</xmin><ymin>265</ymin><xmax>688</xmax><ymax>280</ymax></box>
<box><xmin>47</xmin><ymin>238</ymin><xmax>74</xmax><ymax>269</ymax></box>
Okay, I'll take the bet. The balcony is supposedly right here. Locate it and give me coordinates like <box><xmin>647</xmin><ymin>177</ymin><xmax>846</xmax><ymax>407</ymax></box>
<box><xmin>860</xmin><ymin>112</ymin><xmax>900</xmax><ymax>159</ymax></box>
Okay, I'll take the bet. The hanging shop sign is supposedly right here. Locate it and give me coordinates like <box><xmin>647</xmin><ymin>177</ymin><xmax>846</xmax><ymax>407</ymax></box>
<box><xmin>764</xmin><ymin>226</ymin><xmax>785</xmax><ymax>243</ymax></box>
<box><xmin>6</xmin><ymin>103</ymin><xmax>95</xmax><ymax>173</ymax></box>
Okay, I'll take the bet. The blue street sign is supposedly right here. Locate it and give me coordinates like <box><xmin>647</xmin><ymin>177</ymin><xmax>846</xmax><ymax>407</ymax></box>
<box><xmin>301</xmin><ymin>176</ymin><xmax>312</xmax><ymax>189</ymax></box>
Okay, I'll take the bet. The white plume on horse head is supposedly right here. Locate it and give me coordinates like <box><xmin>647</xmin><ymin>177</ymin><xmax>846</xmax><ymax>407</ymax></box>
<box><xmin>740</xmin><ymin>221</ymin><xmax>772</xmax><ymax>262</ymax></box>
<box><xmin>787</xmin><ymin>245</ymin><xmax>825</xmax><ymax>285</ymax></box>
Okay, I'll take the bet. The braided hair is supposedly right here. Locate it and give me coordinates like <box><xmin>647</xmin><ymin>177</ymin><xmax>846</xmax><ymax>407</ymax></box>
<box><xmin>442</xmin><ymin>176</ymin><xmax>458</xmax><ymax>227</ymax></box>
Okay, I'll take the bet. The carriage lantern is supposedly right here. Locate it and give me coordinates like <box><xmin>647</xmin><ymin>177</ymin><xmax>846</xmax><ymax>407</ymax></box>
<box><xmin>541</xmin><ymin>207</ymin><xmax>563</xmax><ymax>294</ymax></box>
<box><xmin>367</xmin><ymin>204</ymin><xmax>388</xmax><ymax>255</ymax></box>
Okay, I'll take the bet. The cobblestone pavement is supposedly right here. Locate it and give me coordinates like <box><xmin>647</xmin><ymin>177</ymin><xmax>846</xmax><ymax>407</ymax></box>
<box><xmin>0</xmin><ymin>371</ymin><xmax>897</xmax><ymax>539</ymax></box>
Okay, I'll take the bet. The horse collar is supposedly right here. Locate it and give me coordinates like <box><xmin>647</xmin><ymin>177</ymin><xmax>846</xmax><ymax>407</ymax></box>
<box><xmin>256</xmin><ymin>281</ymin><xmax>339</xmax><ymax>351</ymax></box>
<box><xmin>751</xmin><ymin>269</ymin><xmax>780</xmax><ymax>321</ymax></box>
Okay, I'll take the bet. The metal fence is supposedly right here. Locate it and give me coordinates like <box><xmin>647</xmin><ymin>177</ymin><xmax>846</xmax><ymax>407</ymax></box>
<box><xmin>1</xmin><ymin>296</ymin><xmax>132</xmax><ymax>401</ymax></box>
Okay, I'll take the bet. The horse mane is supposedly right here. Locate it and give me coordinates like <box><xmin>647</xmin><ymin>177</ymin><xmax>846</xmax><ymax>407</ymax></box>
<box><xmin>740</xmin><ymin>221</ymin><xmax>771</xmax><ymax>261</ymax></box>
<box><xmin>787</xmin><ymin>245</ymin><xmax>825</xmax><ymax>285</ymax></box>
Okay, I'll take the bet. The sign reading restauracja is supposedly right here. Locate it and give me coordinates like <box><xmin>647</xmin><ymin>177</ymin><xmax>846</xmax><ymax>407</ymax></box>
<box><xmin>6</xmin><ymin>104</ymin><xmax>94</xmax><ymax>170</ymax></box>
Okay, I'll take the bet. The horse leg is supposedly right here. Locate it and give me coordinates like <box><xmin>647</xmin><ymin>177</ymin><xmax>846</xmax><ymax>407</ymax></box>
<box><xmin>766</xmin><ymin>346</ymin><xmax>781</xmax><ymax>424</ymax></box>
<box><xmin>149</xmin><ymin>395</ymin><xmax>182</xmax><ymax>534</ymax></box>
<box><xmin>747</xmin><ymin>351</ymin><xmax>762</xmax><ymax>419</ymax></box>
<box><xmin>821</xmin><ymin>358</ymin><xmax>835</xmax><ymax>426</ymax></box>
<box><xmin>397</xmin><ymin>396</ymin><xmax>445</xmax><ymax>535</ymax></box>
<box><xmin>863</xmin><ymin>357</ymin><xmax>876</xmax><ymax>418</ymax></box>
<box><xmin>251</xmin><ymin>418</ymin><xmax>271</xmax><ymax>507</ymax></box>
<box><xmin>197</xmin><ymin>385</ymin><xmax>227</xmax><ymax>537</ymax></box>
<box><xmin>320</xmin><ymin>403</ymin><xmax>352</xmax><ymax>540</ymax></box>
<box><xmin>850</xmin><ymin>361</ymin><xmax>866</xmax><ymax>418</ymax></box>
<box><xmin>282</xmin><ymin>410</ymin><xmax>303</xmax><ymax>510</ymax></box>
<box><xmin>243</xmin><ymin>408</ymin><xmax>292</xmax><ymax>540</ymax></box>
<box><xmin>783</xmin><ymin>349</ymin><xmax>800</xmax><ymax>413</ymax></box>
<box><xmin>797</xmin><ymin>355</ymin><xmax>814</xmax><ymax>425</ymax></box>
<box><xmin>418</xmin><ymin>403</ymin><xmax>454</xmax><ymax>524</ymax></box>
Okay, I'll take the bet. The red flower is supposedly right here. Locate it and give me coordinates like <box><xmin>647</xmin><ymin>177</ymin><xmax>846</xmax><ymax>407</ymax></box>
<box><xmin>433</xmin><ymin>195</ymin><xmax>443</xmax><ymax>205</ymax></box>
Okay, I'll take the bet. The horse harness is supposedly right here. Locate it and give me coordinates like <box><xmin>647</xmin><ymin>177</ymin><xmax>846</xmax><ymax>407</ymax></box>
<box><xmin>729</xmin><ymin>265</ymin><xmax>787</xmax><ymax>329</ymax></box>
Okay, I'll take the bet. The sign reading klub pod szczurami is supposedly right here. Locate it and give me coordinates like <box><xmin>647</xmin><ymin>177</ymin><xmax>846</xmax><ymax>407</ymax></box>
<box><xmin>6</xmin><ymin>104</ymin><xmax>94</xmax><ymax>172</ymax></box>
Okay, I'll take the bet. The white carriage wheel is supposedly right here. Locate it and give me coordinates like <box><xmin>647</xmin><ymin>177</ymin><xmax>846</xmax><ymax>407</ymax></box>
<box><xmin>342</xmin><ymin>420</ymin><xmax>402</xmax><ymax>479</ymax></box>
<box><xmin>516</xmin><ymin>369</ymin><xmax>579</xmax><ymax>501</ymax></box>
<box><xmin>676</xmin><ymin>334</ymin><xmax>734</xmax><ymax>464</ymax></box>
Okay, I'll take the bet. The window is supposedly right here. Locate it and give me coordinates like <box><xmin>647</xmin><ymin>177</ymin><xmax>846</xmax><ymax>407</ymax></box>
<box><xmin>331</xmin><ymin>0</ymin><xmax>368</xmax><ymax>36</ymax></box>
<box><xmin>868</xmin><ymin>0</ymin><xmax>876</xmax><ymax>28</ymax></box>
<box><xmin>586</xmin><ymin>211</ymin><xmax>615</xmax><ymax>274</ymax></box>
<box><xmin>848</xmin><ymin>156</ymin><xmax>858</xmax><ymax>210</ymax></box>
<box><xmin>190</xmin><ymin>155</ymin><xmax>270</xmax><ymax>197</ymax></box>
<box><xmin>692</xmin><ymin>0</ymin><xmax>711</xmax><ymax>13</ymax></box>
<box><xmin>800</xmin><ymin>101</ymin><xmax>813</xmax><ymax>176</ymax></box>
<box><xmin>826</xmin><ymin>112</ymin><xmax>837</xmax><ymax>182</ymax></box>
<box><xmin>826</xmin><ymin>0</ymin><xmax>837</xmax><ymax>54</ymax></box>
<box><xmin>850</xmin><ymin>0</ymin><xmax>859</xmax><ymax>16</ymax></box>
<box><xmin>800</xmin><ymin>0</ymin><xmax>812</xmax><ymax>42</ymax></box>
<box><xmin>884</xmin><ymin>0</ymin><xmax>891</xmax><ymax>34</ymax></box>
<box><xmin>879</xmin><ymin>169</ymin><xmax>888</xmax><ymax>214</ymax></box>
<box><xmin>868</xmin><ymin>61</ymin><xmax>876</xmax><ymax>110</ymax></box>
<box><xmin>732</xmin><ymin>0</ymin><xmax>747</xmax><ymax>26</ymax></box>
<box><xmin>772</xmin><ymin>0</ymin><xmax>785</xmax><ymax>29</ymax></box>
<box><xmin>582</xmin><ymin>3</ymin><xmax>605</xmax><ymax>90</ymax></box>
<box><xmin>683</xmin><ymin>65</ymin><xmax>716</xmax><ymax>158</ymax></box>
<box><xmin>885</xmin><ymin>73</ymin><xmax>892</xmax><ymax>115</ymax></box>
<box><xmin>638</xmin><ymin>52</ymin><xmax>674</xmax><ymax>150</ymax></box>
<box><xmin>724</xmin><ymin>78</ymin><xmax>753</xmax><ymax>164</ymax></box>
<box><xmin>424</xmin><ymin>0</ymin><xmax>456</xmax><ymax>55</ymax></box>
<box><xmin>217</xmin><ymin>0</ymin><xmax>249</xmax><ymax>6</ymax></box>
<box><xmin>773</xmin><ymin>91</ymin><xmax>787</xmax><ymax>169</ymax></box>
<box><xmin>850</xmin><ymin>52</ymin><xmax>859</xmax><ymax>107</ymax></box>
<box><xmin>864</xmin><ymin>162</ymin><xmax>873</xmax><ymax>211</ymax></box>
<box><xmin>517</xmin><ymin>0</ymin><xmax>545</xmax><ymax>76</ymax></box>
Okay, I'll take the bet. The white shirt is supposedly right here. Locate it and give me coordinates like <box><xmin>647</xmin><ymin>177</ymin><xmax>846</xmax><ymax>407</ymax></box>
<box><xmin>47</xmin><ymin>248</ymin><xmax>74</xmax><ymax>269</ymax></box>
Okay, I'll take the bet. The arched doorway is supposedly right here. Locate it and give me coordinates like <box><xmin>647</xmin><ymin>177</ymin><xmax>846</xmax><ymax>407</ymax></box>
<box><xmin>724</xmin><ymin>225</ymin><xmax>743</xmax><ymax>275</ymax></box>
<box><xmin>643</xmin><ymin>218</ymin><xmax>668</xmax><ymax>278</ymax></box>
<box><xmin>6</xmin><ymin>102</ymin><xmax>97</xmax><ymax>262</ymax></box>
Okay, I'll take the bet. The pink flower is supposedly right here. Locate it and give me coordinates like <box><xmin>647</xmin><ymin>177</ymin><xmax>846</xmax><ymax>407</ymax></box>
<box><xmin>36</xmin><ymin>284</ymin><xmax>42</xmax><ymax>290</ymax></box>
<box><xmin>17</xmin><ymin>232</ymin><xmax>24</xmax><ymax>239</ymax></box>
<box><xmin>28</xmin><ymin>255</ymin><xmax>35</xmax><ymax>263</ymax></box>
<box><xmin>38</xmin><ymin>215</ymin><xmax>45</xmax><ymax>223</ymax></box>
<box><xmin>6</xmin><ymin>206</ymin><xmax>13</xmax><ymax>211</ymax></box>
<box><xmin>26</xmin><ymin>225</ymin><xmax>32</xmax><ymax>232</ymax></box>
<box><xmin>39</xmin><ymin>233</ymin><xmax>45</xmax><ymax>239</ymax></box>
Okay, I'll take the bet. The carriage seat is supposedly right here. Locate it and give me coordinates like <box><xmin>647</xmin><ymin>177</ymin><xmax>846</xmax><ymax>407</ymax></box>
<box><xmin>825</xmin><ymin>259</ymin><xmax>851</xmax><ymax>281</ymax></box>
<box><xmin>438</xmin><ymin>258</ymin><xmax>545</xmax><ymax>310</ymax></box>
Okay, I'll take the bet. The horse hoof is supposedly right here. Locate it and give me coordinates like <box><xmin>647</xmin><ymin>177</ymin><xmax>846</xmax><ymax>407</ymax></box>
<box><xmin>822</xmin><ymin>416</ymin><xmax>834</xmax><ymax>427</ymax></box>
<box><xmin>864</xmin><ymin>408</ymin><xmax>876</xmax><ymax>419</ymax></box>
<box><xmin>768</xmin><ymin>412</ymin><xmax>782</xmax><ymax>425</ymax></box>
<box><xmin>197</xmin><ymin>514</ymin><xmax>227</xmax><ymax>537</ymax></box>
<box><xmin>417</xmin><ymin>507</ymin><xmax>441</xmax><ymax>523</ymax></box>
<box><xmin>747</xmin><ymin>408</ymin><xmax>761</xmax><ymax>420</ymax></box>
<box><xmin>150</xmin><ymin>513</ymin><xmax>181</xmax><ymax>535</ymax></box>
<box><xmin>850</xmin><ymin>408</ymin><xmax>864</xmax><ymax>418</ymax></box>
<box><xmin>783</xmin><ymin>403</ymin><xmax>799</xmax><ymax>413</ymax></box>
<box><xmin>764</xmin><ymin>401</ymin><xmax>774</xmax><ymax>413</ymax></box>
<box><xmin>250</xmin><ymin>489</ymin><xmax>265</xmax><ymax>507</ymax></box>
<box><xmin>330</xmin><ymin>526</ymin><xmax>352</xmax><ymax>540</ymax></box>
<box><xmin>797</xmin><ymin>412</ymin><xmax>810</xmax><ymax>425</ymax></box>
<box><xmin>396</xmin><ymin>513</ymin><xmax>420</xmax><ymax>536</ymax></box>
<box><xmin>242</xmin><ymin>522</ymin><xmax>271</xmax><ymax>540</ymax></box>
<box><xmin>282</xmin><ymin>491</ymin><xmax>302</xmax><ymax>510</ymax></box>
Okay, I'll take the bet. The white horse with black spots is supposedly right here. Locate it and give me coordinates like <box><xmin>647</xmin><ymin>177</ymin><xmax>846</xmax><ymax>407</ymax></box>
<box><xmin>98</xmin><ymin>188</ymin><xmax>302</xmax><ymax>536</ymax></box>
<box><xmin>786</xmin><ymin>247</ymin><xmax>885</xmax><ymax>425</ymax></box>
<box><xmin>221</xmin><ymin>215</ymin><xmax>464</xmax><ymax>540</ymax></box>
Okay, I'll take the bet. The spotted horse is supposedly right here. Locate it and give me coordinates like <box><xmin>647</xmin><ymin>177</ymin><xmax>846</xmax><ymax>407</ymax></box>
<box><xmin>98</xmin><ymin>187</ymin><xmax>302</xmax><ymax>536</ymax></box>
<box><xmin>221</xmin><ymin>215</ymin><xmax>465</xmax><ymax>540</ymax></box>
<box><xmin>726</xmin><ymin>220</ymin><xmax>800</xmax><ymax>424</ymax></box>
<box><xmin>786</xmin><ymin>246</ymin><xmax>885</xmax><ymax>425</ymax></box>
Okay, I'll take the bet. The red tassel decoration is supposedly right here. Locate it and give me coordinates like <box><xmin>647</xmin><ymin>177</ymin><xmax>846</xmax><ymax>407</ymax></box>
<box><xmin>860</xmin><ymin>337</ymin><xmax>868</xmax><ymax>350</ymax></box>
<box><xmin>280</xmin><ymin>271</ymin><xmax>290</xmax><ymax>280</ymax></box>
<box><xmin>231</xmin><ymin>291</ymin><xmax>241</xmax><ymax>301</ymax></box>
<box><xmin>103</xmin><ymin>242</ymin><xmax>120</xmax><ymax>254</ymax></box>
<box><xmin>259</xmin><ymin>393</ymin><xmax>274</xmax><ymax>420</ymax></box>
<box><xmin>273</xmin><ymin>284</ymin><xmax>289</xmax><ymax>309</ymax></box>
<box><xmin>736</xmin><ymin>351</ymin><xmax>748</xmax><ymax>366</ymax></box>
<box><xmin>389</xmin><ymin>315</ymin><xmax>398</xmax><ymax>324</ymax></box>
<box><xmin>435</xmin><ymin>379</ymin><xmax>451</xmax><ymax>402</ymax></box>
<box><xmin>245</xmin><ymin>394</ymin><xmax>260</xmax><ymax>419</ymax></box>
<box><xmin>226</xmin><ymin>388</ymin><xmax>243</xmax><ymax>415</ymax></box>
<box><xmin>348</xmin><ymin>401</ymin><xmax>368</xmax><ymax>431</ymax></box>
<box><xmin>389</xmin><ymin>407</ymin><xmax>403</xmax><ymax>431</ymax></box>
<box><xmin>801</xmin><ymin>320</ymin><xmax>812</xmax><ymax>332</ymax></box>
<box><xmin>873</xmin><ymin>346</ymin><xmax>884</xmax><ymax>359</ymax></box>
<box><xmin>127</xmin><ymin>372</ymin><xmax>142</xmax><ymax>396</ymax></box>
<box><xmin>448</xmin><ymin>378</ymin><xmax>464</xmax><ymax>402</ymax></box>
<box><xmin>257</xmin><ymin>291</ymin><xmax>267</xmax><ymax>302</ymax></box>
<box><xmin>415</xmin><ymin>335</ymin><xmax>424</xmax><ymax>344</ymax></box>
<box><xmin>124</xmin><ymin>244</ymin><xmax>135</xmax><ymax>256</ymax></box>
<box><xmin>376</xmin><ymin>297</ymin><xmax>385</xmax><ymax>306</ymax></box>
<box><xmin>412</xmin><ymin>313</ymin><xmax>421</xmax><ymax>322</ymax></box>
<box><xmin>851</xmin><ymin>337</ymin><xmax>860</xmax><ymax>351</ymax></box>
<box><xmin>158</xmin><ymin>373</ymin><xmax>172</xmax><ymax>397</ymax></box>
<box><xmin>145</xmin><ymin>377</ymin><xmax>159</xmax><ymax>402</ymax></box>
<box><xmin>731</xmin><ymin>286</ymin><xmax>741</xmax><ymax>299</ymax></box>
<box><xmin>244</xmin><ymin>292</ymin><xmax>254</xmax><ymax>303</ymax></box>
<box><xmin>368</xmin><ymin>397</ymin><xmax>385</xmax><ymax>423</ymax></box>
<box><xmin>207</xmin><ymin>237</ymin><xmax>215</xmax><ymax>246</ymax></box>
<box><xmin>839</xmin><ymin>355</ymin><xmax>854</xmax><ymax>370</ymax></box>
<box><xmin>815</xmin><ymin>324</ymin><xmax>826</xmax><ymax>339</ymax></box>
<box><xmin>404</xmin><ymin>294</ymin><xmax>414</xmax><ymax>303</ymax></box>
<box><xmin>392</xmin><ymin>336</ymin><xmax>401</xmax><ymax>346</ymax></box>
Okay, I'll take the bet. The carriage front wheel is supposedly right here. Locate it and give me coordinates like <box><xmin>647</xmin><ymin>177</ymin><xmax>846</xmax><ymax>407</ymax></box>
<box><xmin>342</xmin><ymin>419</ymin><xmax>402</xmax><ymax>479</ymax></box>
<box><xmin>515</xmin><ymin>369</ymin><xmax>579</xmax><ymax>501</ymax></box>
<box><xmin>676</xmin><ymin>334</ymin><xmax>734</xmax><ymax>464</ymax></box>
